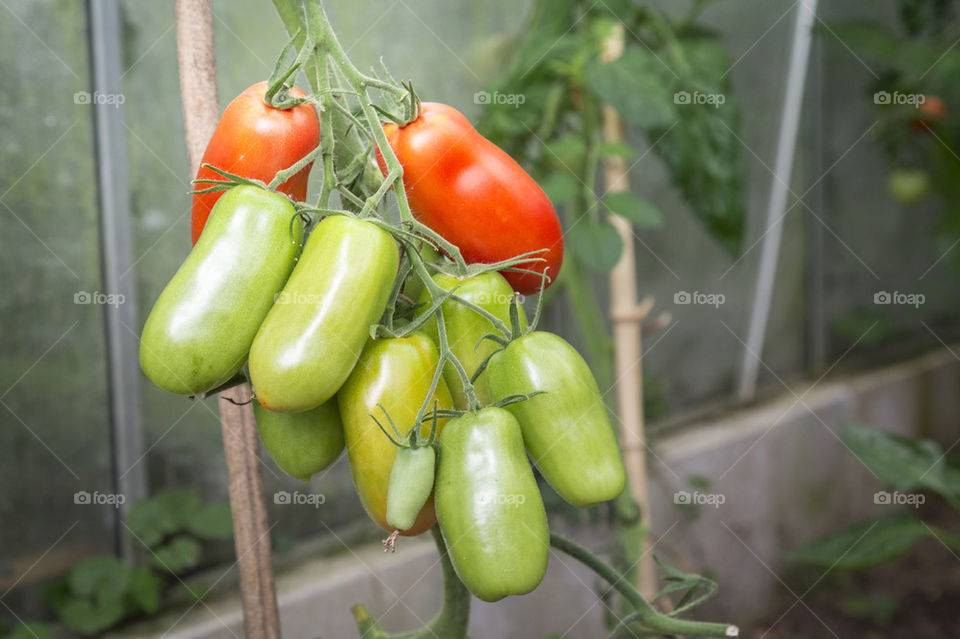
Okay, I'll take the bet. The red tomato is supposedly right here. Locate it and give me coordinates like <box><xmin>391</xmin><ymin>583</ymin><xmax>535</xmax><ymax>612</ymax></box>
<box><xmin>191</xmin><ymin>81</ymin><xmax>319</xmax><ymax>244</ymax></box>
<box><xmin>377</xmin><ymin>103</ymin><xmax>563</xmax><ymax>294</ymax></box>
<box><xmin>911</xmin><ymin>95</ymin><xmax>947</xmax><ymax>132</ymax></box>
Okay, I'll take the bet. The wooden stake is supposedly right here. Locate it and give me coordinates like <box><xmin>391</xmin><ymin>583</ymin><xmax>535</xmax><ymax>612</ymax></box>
<box><xmin>601</xmin><ymin>23</ymin><xmax>658</xmax><ymax>601</ymax></box>
<box><xmin>174</xmin><ymin>2</ymin><xmax>281</xmax><ymax>636</ymax></box>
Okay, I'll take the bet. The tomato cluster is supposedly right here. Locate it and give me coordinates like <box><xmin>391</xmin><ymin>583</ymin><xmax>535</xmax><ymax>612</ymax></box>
<box><xmin>140</xmin><ymin>85</ymin><xmax>624</xmax><ymax>603</ymax></box>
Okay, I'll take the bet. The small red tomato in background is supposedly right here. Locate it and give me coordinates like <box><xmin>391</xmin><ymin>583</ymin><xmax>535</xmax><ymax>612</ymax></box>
<box><xmin>911</xmin><ymin>94</ymin><xmax>947</xmax><ymax>132</ymax></box>
<box><xmin>191</xmin><ymin>81</ymin><xmax>320</xmax><ymax>244</ymax></box>
<box><xmin>378</xmin><ymin>102</ymin><xmax>564</xmax><ymax>294</ymax></box>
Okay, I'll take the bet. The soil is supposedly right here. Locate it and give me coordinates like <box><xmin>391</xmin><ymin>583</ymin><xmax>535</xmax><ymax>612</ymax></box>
<box><xmin>746</xmin><ymin>514</ymin><xmax>960</xmax><ymax>638</ymax></box>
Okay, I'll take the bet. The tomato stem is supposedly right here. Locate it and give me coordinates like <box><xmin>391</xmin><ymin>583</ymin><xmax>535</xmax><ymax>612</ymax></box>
<box><xmin>550</xmin><ymin>532</ymin><xmax>739</xmax><ymax>637</ymax></box>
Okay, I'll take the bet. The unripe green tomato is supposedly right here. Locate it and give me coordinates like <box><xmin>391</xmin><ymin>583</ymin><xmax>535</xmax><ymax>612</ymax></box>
<box><xmin>249</xmin><ymin>215</ymin><xmax>399</xmax><ymax>412</ymax></box>
<box><xmin>338</xmin><ymin>333</ymin><xmax>453</xmax><ymax>536</ymax></box>
<box><xmin>418</xmin><ymin>272</ymin><xmax>525</xmax><ymax>408</ymax></box>
<box><xmin>386</xmin><ymin>445</ymin><xmax>436</xmax><ymax>531</ymax></box>
<box><xmin>435</xmin><ymin>407</ymin><xmax>549</xmax><ymax>602</ymax></box>
<box><xmin>140</xmin><ymin>185</ymin><xmax>302</xmax><ymax>395</ymax></box>
<box><xmin>487</xmin><ymin>331</ymin><xmax>626</xmax><ymax>507</ymax></box>
<box><xmin>888</xmin><ymin>168</ymin><xmax>930</xmax><ymax>205</ymax></box>
<box><xmin>254</xmin><ymin>398</ymin><xmax>344</xmax><ymax>482</ymax></box>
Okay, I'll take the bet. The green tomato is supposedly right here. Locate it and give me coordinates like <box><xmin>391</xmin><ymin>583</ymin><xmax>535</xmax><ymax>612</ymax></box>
<box><xmin>249</xmin><ymin>215</ymin><xmax>399</xmax><ymax>412</ymax></box>
<box><xmin>338</xmin><ymin>333</ymin><xmax>453</xmax><ymax>537</ymax></box>
<box><xmin>888</xmin><ymin>168</ymin><xmax>930</xmax><ymax>205</ymax></box>
<box><xmin>140</xmin><ymin>185</ymin><xmax>301</xmax><ymax>395</ymax></box>
<box><xmin>254</xmin><ymin>398</ymin><xmax>344</xmax><ymax>482</ymax></box>
<box><xmin>386</xmin><ymin>445</ymin><xmax>436</xmax><ymax>531</ymax></box>
<box><xmin>435</xmin><ymin>407</ymin><xmax>549</xmax><ymax>602</ymax></box>
<box><xmin>418</xmin><ymin>272</ymin><xmax>525</xmax><ymax>408</ymax></box>
<box><xmin>487</xmin><ymin>331</ymin><xmax>626</xmax><ymax>507</ymax></box>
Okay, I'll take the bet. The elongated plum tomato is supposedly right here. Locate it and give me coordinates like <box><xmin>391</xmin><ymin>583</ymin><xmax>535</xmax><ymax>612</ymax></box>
<box><xmin>254</xmin><ymin>399</ymin><xmax>344</xmax><ymax>482</ymax></box>
<box><xmin>140</xmin><ymin>185</ymin><xmax>302</xmax><ymax>395</ymax></box>
<box><xmin>191</xmin><ymin>81</ymin><xmax>319</xmax><ymax>244</ymax></box>
<box><xmin>435</xmin><ymin>407</ymin><xmax>549</xmax><ymax>601</ymax></box>
<box><xmin>377</xmin><ymin>103</ymin><xmax>563</xmax><ymax>294</ymax></box>
<box><xmin>487</xmin><ymin>331</ymin><xmax>626</xmax><ymax>507</ymax></box>
<box><xmin>338</xmin><ymin>334</ymin><xmax>453</xmax><ymax>537</ymax></box>
<box><xmin>249</xmin><ymin>215</ymin><xmax>399</xmax><ymax>413</ymax></box>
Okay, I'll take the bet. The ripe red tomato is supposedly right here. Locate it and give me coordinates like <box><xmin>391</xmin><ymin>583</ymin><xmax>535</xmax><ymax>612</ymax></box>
<box><xmin>191</xmin><ymin>81</ymin><xmax>319</xmax><ymax>244</ymax></box>
<box><xmin>378</xmin><ymin>102</ymin><xmax>564</xmax><ymax>294</ymax></box>
<box><xmin>911</xmin><ymin>94</ymin><xmax>947</xmax><ymax>132</ymax></box>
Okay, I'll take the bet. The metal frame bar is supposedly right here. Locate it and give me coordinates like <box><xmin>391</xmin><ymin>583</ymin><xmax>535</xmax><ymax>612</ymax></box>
<box><xmin>737</xmin><ymin>0</ymin><xmax>819</xmax><ymax>401</ymax></box>
<box><xmin>87</xmin><ymin>0</ymin><xmax>146</xmax><ymax>560</ymax></box>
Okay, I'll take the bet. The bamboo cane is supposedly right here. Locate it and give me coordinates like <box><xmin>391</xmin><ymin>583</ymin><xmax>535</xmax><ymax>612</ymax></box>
<box><xmin>601</xmin><ymin>23</ymin><xmax>658</xmax><ymax>601</ymax></box>
<box><xmin>174</xmin><ymin>2</ymin><xmax>281</xmax><ymax>636</ymax></box>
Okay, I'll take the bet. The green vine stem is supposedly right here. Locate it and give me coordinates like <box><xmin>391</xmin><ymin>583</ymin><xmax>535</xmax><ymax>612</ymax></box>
<box><xmin>549</xmin><ymin>533</ymin><xmax>739</xmax><ymax>638</ymax></box>
<box><xmin>351</xmin><ymin>526</ymin><xmax>470</xmax><ymax>639</ymax></box>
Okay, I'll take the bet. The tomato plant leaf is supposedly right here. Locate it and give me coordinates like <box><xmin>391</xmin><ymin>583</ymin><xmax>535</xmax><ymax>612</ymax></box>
<box><xmin>567</xmin><ymin>217</ymin><xmax>623</xmax><ymax>272</ymax></box>
<box><xmin>603</xmin><ymin>191</ymin><xmax>663</xmax><ymax>228</ymax></box>
<box><xmin>840</xmin><ymin>422</ymin><xmax>947</xmax><ymax>494</ymax></box>
<box><xmin>786</xmin><ymin>514</ymin><xmax>929</xmax><ymax>569</ymax></box>
<box><xmin>128</xmin><ymin>567</ymin><xmax>163</xmax><ymax>615</ymax></box>
<box><xmin>150</xmin><ymin>536</ymin><xmax>202</xmax><ymax>574</ymax></box>
<box><xmin>57</xmin><ymin>598</ymin><xmax>126</xmax><ymax>636</ymax></box>
<box><xmin>68</xmin><ymin>556</ymin><xmax>130</xmax><ymax>605</ymax></box>
<box><xmin>652</xmin><ymin>37</ymin><xmax>745</xmax><ymax>256</ymax></box>
<box><xmin>186</xmin><ymin>502</ymin><xmax>234</xmax><ymax>540</ymax></box>
<box><xmin>585</xmin><ymin>46</ymin><xmax>676</xmax><ymax>129</ymax></box>
<box><xmin>540</xmin><ymin>172</ymin><xmax>581</xmax><ymax>205</ymax></box>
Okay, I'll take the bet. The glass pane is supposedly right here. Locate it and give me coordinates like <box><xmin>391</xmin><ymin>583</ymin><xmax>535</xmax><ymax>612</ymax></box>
<box><xmin>0</xmin><ymin>0</ymin><xmax>114</xmax><ymax>596</ymax></box>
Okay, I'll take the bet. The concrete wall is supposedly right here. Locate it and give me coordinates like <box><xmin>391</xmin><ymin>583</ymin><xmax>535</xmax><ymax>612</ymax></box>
<box><xmin>120</xmin><ymin>345</ymin><xmax>960</xmax><ymax>638</ymax></box>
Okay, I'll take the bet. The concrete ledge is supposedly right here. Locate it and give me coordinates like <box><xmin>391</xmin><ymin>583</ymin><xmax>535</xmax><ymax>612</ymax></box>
<box><xmin>127</xmin><ymin>345</ymin><xmax>960</xmax><ymax>637</ymax></box>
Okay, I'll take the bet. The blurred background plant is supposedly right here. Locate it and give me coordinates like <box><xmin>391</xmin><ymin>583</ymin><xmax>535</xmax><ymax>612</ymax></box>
<box><xmin>2</xmin><ymin>491</ymin><xmax>232</xmax><ymax>638</ymax></box>
<box><xmin>477</xmin><ymin>0</ymin><xmax>745</xmax><ymax>393</ymax></box>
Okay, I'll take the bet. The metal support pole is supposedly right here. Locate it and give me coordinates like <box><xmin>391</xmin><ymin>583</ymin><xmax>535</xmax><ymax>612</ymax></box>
<box><xmin>736</xmin><ymin>0</ymin><xmax>818</xmax><ymax>401</ymax></box>
<box><xmin>87</xmin><ymin>0</ymin><xmax>146</xmax><ymax>561</ymax></box>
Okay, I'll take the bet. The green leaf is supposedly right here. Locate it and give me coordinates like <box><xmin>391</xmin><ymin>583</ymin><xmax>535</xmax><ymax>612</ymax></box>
<box><xmin>816</xmin><ymin>20</ymin><xmax>900</xmax><ymax>64</ymax></box>
<box><xmin>57</xmin><ymin>598</ymin><xmax>126</xmax><ymax>636</ymax></box>
<box><xmin>787</xmin><ymin>514</ymin><xmax>929</xmax><ymax>569</ymax></box>
<box><xmin>567</xmin><ymin>216</ymin><xmax>623</xmax><ymax>272</ymax></box>
<box><xmin>150</xmin><ymin>536</ymin><xmax>202</xmax><ymax>574</ymax></box>
<box><xmin>128</xmin><ymin>567</ymin><xmax>163</xmax><ymax>615</ymax></box>
<box><xmin>68</xmin><ymin>556</ymin><xmax>130</xmax><ymax>606</ymax></box>
<box><xmin>585</xmin><ymin>46</ymin><xmax>676</xmax><ymax>129</ymax></box>
<box><xmin>840</xmin><ymin>422</ymin><xmax>947</xmax><ymax>494</ymax></box>
<box><xmin>603</xmin><ymin>191</ymin><xmax>663</xmax><ymax>228</ymax></box>
<box><xmin>6</xmin><ymin>623</ymin><xmax>54</xmax><ymax>639</ymax></box>
<box><xmin>539</xmin><ymin>172</ymin><xmax>580</xmax><ymax>205</ymax></box>
<box><xmin>598</xmin><ymin>140</ymin><xmax>637</xmax><ymax>160</ymax></box>
<box><xmin>651</xmin><ymin>37</ymin><xmax>745</xmax><ymax>256</ymax></box>
<box><xmin>186</xmin><ymin>502</ymin><xmax>234</xmax><ymax>540</ymax></box>
<box><xmin>126</xmin><ymin>491</ymin><xmax>202</xmax><ymax>547</ymax></box>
